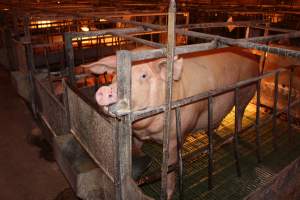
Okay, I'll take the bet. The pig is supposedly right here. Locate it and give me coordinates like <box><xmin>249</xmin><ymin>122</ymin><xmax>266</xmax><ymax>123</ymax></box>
<box><xmin>91</xmin><ymin>47</ymin><xmax>259</xmax><ymax>199</ymax></box>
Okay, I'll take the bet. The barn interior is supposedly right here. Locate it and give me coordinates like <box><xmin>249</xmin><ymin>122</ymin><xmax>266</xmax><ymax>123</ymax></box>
<box><xmin>0</xmin><ymin>0</ymin><xmax>300</xmax><ymax>200</ymax></box>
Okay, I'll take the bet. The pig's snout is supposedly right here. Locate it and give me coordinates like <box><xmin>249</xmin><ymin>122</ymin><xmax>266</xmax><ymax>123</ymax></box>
<box><xmin>95</xmin><ymin>85</ymin><xmax>117</xmax><ymax>106</ymax></box>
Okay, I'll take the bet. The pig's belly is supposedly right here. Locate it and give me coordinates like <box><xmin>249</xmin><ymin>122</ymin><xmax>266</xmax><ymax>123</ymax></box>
<box><xmin>193</xmin><ymin>92</ymin><xmax>235</xmax><ymax>131</ymax></box>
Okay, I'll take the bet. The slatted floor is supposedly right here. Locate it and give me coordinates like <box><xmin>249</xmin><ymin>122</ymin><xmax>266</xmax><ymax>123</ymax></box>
<box><xmin>140</xmin><ymin>103</ymin><xmax>300</xmax><ymax>199</ymax></box>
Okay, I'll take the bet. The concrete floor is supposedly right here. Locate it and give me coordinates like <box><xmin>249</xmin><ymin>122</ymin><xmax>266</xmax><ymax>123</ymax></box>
<box><xmin>0</xmin><ymin>68</ymin><xmax>72</xmax><ymax>200</ymax></box>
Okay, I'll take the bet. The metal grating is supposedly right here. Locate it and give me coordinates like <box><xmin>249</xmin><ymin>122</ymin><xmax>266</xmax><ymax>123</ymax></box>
<box><xmin>141</xmin><ymin>103</ymin><xmax>300</xmax><ymax>199</ymax></box>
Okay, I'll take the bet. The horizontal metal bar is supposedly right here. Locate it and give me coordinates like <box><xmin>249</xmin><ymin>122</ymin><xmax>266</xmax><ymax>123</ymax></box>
<box><xmin>130</xmin><ymin>40</ymin><xmax>219</xmax><ymax>62</ymax></box>
<box><xmin>176</xmin><ymin>20</ymin><xmax>263</xmax><ymax>29</ymax></box>
<box><xmin>232</xmin><ymin>41</ymin><xmax>300</xmax><ymax>58</ymax></box>
<box><xmin>127</xmin><ymin>68</ymin><xmax>286</xmax><ymax>121</ymax></box>
<box><xmin>238</xmin><ymin>30</ymin><xmax>300</xmax><ymax>43</ymax></box>
<box><xmin>67</xmin><ymin>27</ymin><xmax>149</xmax><ymax>38</ymax></box>
<box><xmin>110</xmin><ymin>31</ymin><xmax>165</xmax><ymax>48</ymax></box>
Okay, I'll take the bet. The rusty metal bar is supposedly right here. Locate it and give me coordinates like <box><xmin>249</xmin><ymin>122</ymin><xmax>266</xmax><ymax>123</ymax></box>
<box><xmin>161</xmin><ymin>1</ymin><xmax>176</xmax><ymax>199</ymax></box>
<box><xmin>255</xmin><ymin>80</ymin><xmax>262</xmax><ymax>163</ymax></box>
<box><xmin>130</xmin><ymin>40</ymin><xmax>218</xmax><ymax>62</ymax></box>
<box><xmin>232</xmin><ymin>41</ymin><xmax>300</xmax><ymax>59</ymax></box>
<box><xmin>111</xmin><ymin>31</ymin><xmax>165</xmax><ymax>48</ymax></box>
<box><xmin>258</xmin><ymin>23</ymin><xmax>269</xmax><ymax>74</ymax></box>
<box><xmin>24</xmin><ymin>15</ymin><xmax>37</xmax><ymax>118</ymax></box>
<box><xmin>234</xmin><ymin>87</ymin><xmax>242</xmax><ymax>177</ymax></box>
<box><xmin>272</xmin><ymin>71</ymin><xmax>280</xmax><ymax>150</ymax></box>
<box><xmin>175</xmin><ymin>107</ymin><xmax>183</xmax><ymax>199</ymax></box>
<box><xmin>207</xmin><ymin>96</ymin><xmax>214</xmax><ymax>189</ymax></box>
<box><xmin>287</xmin><ymin>67</ymin><xmax>295</xmax><ymax>144</ymax></box>
<box><xmin>116</xmin><ymin>50</ymin><xmax>132</xmax><ymax>200</ymax></box>
<box><xmin>239</xmin><ymin>30</ymin><xmax>300</xmax><ymax>43</ymax></box>
<box><xmin>64</xmin><ymin>33</ymin><xmax>76</xmax><ymax>85</ymax></box>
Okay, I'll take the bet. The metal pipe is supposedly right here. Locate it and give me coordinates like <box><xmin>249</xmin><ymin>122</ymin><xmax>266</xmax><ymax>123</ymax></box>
<box><xmin>272</xmin><ymin>71</ymin><xmax>280</xmax><ymax>150</ymax></box>
<box><xmin>115</xmin><ymin>50</ymin><xmax>133</xmax><ymax>200</ymax></box>
<box><xmin>175</xmin><ymin>108</ymin><xmax>183</xmax><ymax>199</ymax></box>
<box><xmin>255</xmin><ymin>80</ymin><xmax>262</xmax><ymax>163</ymax></box>
<box><xmin>207</xmin><ymin>96</ymin><xmax>214</xmax><ymax>189</ymax></box>
<box><xmin>234</xmin><ymin>87</ymin><xmax>242</xmax><ymax>177</ymax></box>
<box><xmin>287</xmin><ymin>67</ymin><xmax>295</xmax><ymax>144</ymax></box>
<box><xmin>64</xmin><ymin>33</ymin><xmax>76</xmax><ymax>85</ymax></box>
<box><xmin>161</xmin><ymin>1</ymin><xmax>176</xmax><ymax>199</ymax></box>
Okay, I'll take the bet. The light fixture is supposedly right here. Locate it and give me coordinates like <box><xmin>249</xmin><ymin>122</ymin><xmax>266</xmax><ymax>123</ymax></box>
<box><xmin>81</xmin><ymin>26</ymin><xmax>89</xmax><ymax>32</ymax></box>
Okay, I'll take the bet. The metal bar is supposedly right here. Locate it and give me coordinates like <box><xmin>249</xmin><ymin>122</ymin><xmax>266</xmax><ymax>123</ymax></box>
<box><xmin>232</xmin><ymin>41</ymin><xmax>300</xmax><ymax>59</ymax></box>
<box><xmin>111</xmin><ymin>31</ymin><xmax>165</xmax><ymax>48</ymax></box>
<box><xmin>207</xmin><ymin>96</ymin><xmax>214</xmax><ymax>189</ymax></box>
<box><xmin>234</xmin><ymin>87</ymin><xmax>242</xmax><ymax>177</ymax></box>
<box><xmin>255</xmin><ymin>80</ymin><xmax>262</xmax><ymax>163</ymax></box>
<box><xmin>64</xmin><ymin>33</ymin><xmax>76</xmax><ymax>85</ymax></box>
<box><xmin>239</xmin><ymin>30</ymin><xmax>300</xmax><ymax>43</ymax></box>
<box><xmin>24</xmin><ymin>15</ymin><xmax>37</xmax><ymax>118</ymax></box>
<box><xmin>161</xmin><ymin>1</ymin><xmax>176</xmax><ymax>199</ymax></box>
<box><xmin>130</xmin><ymin>40</ymin><xmax>218</xmax><ymax>62</ymax></box>
<box><xmin>287</xmin><ymin>67</ymin><xmax>295</xmax><ymax>144</ymax></box>
<box><xmin>129</xmin><ymin>68</ymin><xmax>286</xmax><ymax>121</ymax></box>
<box><xmin>175</xmin><ymin>108</ymin><xmax>183</xmax><ymax>199</ymax></box>
<box><xmin>258</xmin><ymin>23</ymin><xmax>269</xmax><ymax>74</ymax></box>
<box><xmin>272</xmin><ymin>71</ymin><xmax>280</xmax><ymax>150</ymax></box>
<box><xmin>176</xmin><ymin>20</ymin><xmax>263</xmax><ymax>29</ymax></box>
<box><xmin>115</xmin><ymin>50</ymin><xmax>132</xmax><ymax>200</ymax></box>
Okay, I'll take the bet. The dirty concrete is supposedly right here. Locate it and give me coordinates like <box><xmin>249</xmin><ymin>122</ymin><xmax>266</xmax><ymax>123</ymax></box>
<box><xmin>0</xmin><ymin>67</ymin><xmax>75</xmax><ymax>200</ymax></box>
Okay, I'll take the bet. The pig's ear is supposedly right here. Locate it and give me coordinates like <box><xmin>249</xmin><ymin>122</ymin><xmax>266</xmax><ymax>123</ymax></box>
<box><xmin>81</xmin><ymin>55</ymin><xmax>117</xmax><ymax>74</ymax></box>
<box><xmin>156</xmin><ymin>56</ymin><xmax>183</xmax><ymax>81</ymax></box>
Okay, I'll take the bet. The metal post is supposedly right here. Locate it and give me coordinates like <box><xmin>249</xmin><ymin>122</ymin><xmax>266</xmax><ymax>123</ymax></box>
<box><xmin>64</xmin><ymin>33</ymin><xmax>76</xmax><ymax>85</ymax></box>
<box><xmin>255</xmin><ymin>80</ymin><xmax>262</xmax><ymax>163</ymax></box>
<box><xmin>175</xmin><ymin>108</ymin><xmax>183</xmax><ymax>199</ymax></box>
<box><xmin>258</xmin><ymin>23</ymin><xmax>269</xmax><ymax>74</ymax></box>
<box><xmin>161</xmin><ymin>1</ymin><xmax>176</xmax><ymax>199</ymax></box>
<box><xmin>234</xmin><ymin>87</ymin><xmax>242</xmax><ymax>177</ymax></box>
<box><xmin>116</xmin><ymin>50</ymin><xmax>132</xmax><ymax>200</ymax></box>
<box><xmin>272</xmin><ymin>71</ymin><xmax>280</xmax><ymax>150</ymax></box>
<box><xmin>207</xmin><ymin>96</ymin><xmax>214</xmax><ymax>189</ymax></box>
<box><xmin>24</xmin><ymin>15</ymin><xmax>37</xmax><ymax>118</ymax></box>
<box><xmin>287</xmin><ymin>67</ymin><xmax>295</xmax><ymax>144</ymax></box>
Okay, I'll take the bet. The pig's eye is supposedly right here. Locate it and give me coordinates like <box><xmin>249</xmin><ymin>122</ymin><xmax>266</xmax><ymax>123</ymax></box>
<box><xmin>141</xmin><ymin>73</ymin><xmax>147</xmax><ymax>79</ymax></box>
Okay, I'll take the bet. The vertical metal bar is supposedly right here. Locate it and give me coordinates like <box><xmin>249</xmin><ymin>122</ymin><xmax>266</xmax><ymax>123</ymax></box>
<box><xmin>43</xmin><ymin>47</ymin><xmax>54</xmax><ymax>93</ymax></box>
<box><xmin>258</xmin><ymin>23</ymin><xmax>269</xmax><ymax>74</ymax></box>
<box><xmin>64</xmin><ymin>33</ymin><xmax>76</xmax><ymax>85</ymax></box>
<box><xmin>234</xmin><ymin>87</ymin><xmax>242</xmax><ymax>177</ymax></box>
<box><xmin>287</xmin><ymin>67</ymin><xmax>294</xmax><ymax>144</ymax></box>
<box><xmin>116</xmin><ymin>50</ymin><xmax>132</xmax><ymax>200</ymax></box>
<box><xmin>272</xmin><ymin>71</ymin><xmax>279</xmax><ymax>150</ymax></box>
<box><xmin>175</xmin><ymin>108</ymin><xmax>183</xmax><ymax>199</ymax></box>
<box><xmin>255</xmin><ymin>80</ymin><xmax>262</xmax><ymax>163</ymax></box>
<box><xmin>161</xmin><ymin>1</ymin><xmax>176</xmax><ymax>199</ymax></box>
<box><xmin>24</xmin><ymin>15</ymin><xmax>37</xmax><ymax>118</ymax></box>
<box><xmin>207</xmin><ymin>96</ymin><xmax>214</xmax><ymax>189</ymax></box>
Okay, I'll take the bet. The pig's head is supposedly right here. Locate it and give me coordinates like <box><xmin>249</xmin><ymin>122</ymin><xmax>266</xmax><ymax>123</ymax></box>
<box><xmin>95</xmin><ymin>56</ymin><xmax>183</xmax><ymax>111</ymax></box>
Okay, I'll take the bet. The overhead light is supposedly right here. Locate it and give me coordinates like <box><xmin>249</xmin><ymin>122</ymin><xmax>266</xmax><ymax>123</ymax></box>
<box><xmin>99</xmin><ymin>19</ymin><xmax>107</xmax><ymax>22</ymax></box>
<box><xmin>3</xmin><ymin>8</ymin><xmax>9</xmax><ymax>11</ymax></box>
<box><xmin>81</xmin><ymin>26</ymin><xmax>89</xmax><ymax>32</ymax></box>
<box><xmin>57</xmin><ymin>1</ymin><xmax>61</xmax><ymax>4</ymax></box>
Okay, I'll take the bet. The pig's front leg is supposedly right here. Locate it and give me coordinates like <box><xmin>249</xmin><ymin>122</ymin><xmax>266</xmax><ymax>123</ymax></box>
<box><xmin>167</xmin><ymin>137</ymin><xmax>179</xmax><ymax>200</ymax></box>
